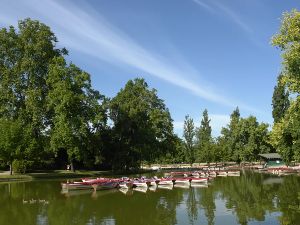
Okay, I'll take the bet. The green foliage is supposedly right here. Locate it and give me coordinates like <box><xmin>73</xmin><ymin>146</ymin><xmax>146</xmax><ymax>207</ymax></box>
<box><xmin>270</xmin><ymin>98</ymin><xmax>300</xmax><ymax>165</ymax></box>
<box><xmin>218</xmin><ymin>108</ymin><xmax>272</xmax><ymax>163</ymax></box>
<box><xmin>109</xmin><ymin>78</ymin><xmax>175</xmax><ymax>171</ymax></box>
<box><xmin>0</xmin><ymin>119</ymin><xmax>27</xmax><ymax>172</ymax></box>
<box><xmin>270</xmin><ymin>9</ymin><xmax>300</xmax><ymax>164</ymax></box>
<box><xmin>219</xmin><ymin>107</ymin><xmax>240</xmax><ymax>162</ymax></box>
<box><xmin>196</xmin><ymin>109</ymin><xmax>212</xmax><ymax>163</ymax></box>
<box><xmin>47</xmin><ymin>57</ymin><xmax>105</xmax><ymax>171</ymax></box>
<box><xmin>12</xmin><ymin>160</ymin><xmax>27</xmax><ymax>174</ymax></box>
<box><xmin>0</xmin><ymin>19</ymin><xmax>67</xmax><ymax>172</ymax></box>
<box><xmin>272</xmin><ymin>74</ymin><xmax>290</xmax><ymax>123</ymax></box>
<box><xmin>158</xmin><ymin>135</ymin><xmax>185</xmax><ymax>164</ymax></box>
<box><xmin>272</xmin><ymin>9</ymin><xmax>300</xmax><ymax>94</ymax></box>
<box><xmin>183</xmin><ymin>115</ymin><xmax>195</xmax><ymax>164</ymax></box>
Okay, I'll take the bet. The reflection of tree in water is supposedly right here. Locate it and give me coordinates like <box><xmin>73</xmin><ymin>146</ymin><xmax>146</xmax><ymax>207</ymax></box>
<box><xmin>0</xmin><ymin>180</ymin><xmax>186</xmax><ymax>225</ymax></box>
<box><xmin>0</xmin><ymin>181</ymin><xmax>57</xmax><ymax>225</ymax></box>
<box><xmin>276</xmin><ymin>176</ymin><xmax>300</xmax><ymax>225</ymax></box>
<box><xmin>199</xmin><ymin>187</ymin><xmax>216</xmax><ymax>225</ymax></box>
<box><xmin>2</xmin><ymin>173</ymin><xmax>300</xmax><ymax>225</ymax></box>
<box><xmin>186</xmin><ymin>187</ymin><xmax>198</xmax><ymax>225</ymax></box>
<box><xmin>213</xmin><ymin>171</ymin><xmax>278</xmax><ymax>225</ymax></box>
<box><xmin>211</xmin><ymin>171</ymin><xmax>300</xmax><ymax>225</ymax></box>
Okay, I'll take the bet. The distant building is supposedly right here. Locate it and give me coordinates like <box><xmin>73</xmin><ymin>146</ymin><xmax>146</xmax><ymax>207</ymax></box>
<box><xmin>258</xmin><ymin>153</ymin><xmax>284</xmax><ymax>168</ymax></box>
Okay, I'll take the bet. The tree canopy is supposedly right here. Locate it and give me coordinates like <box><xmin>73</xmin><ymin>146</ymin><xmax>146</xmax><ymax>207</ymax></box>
<box><xmin>109</xmin><ymin>78</ymin><xmax>175</xmax><ymax>170</ymax></box>
<box><xmin>270</xmin><ymin>9</ymin><xmax>300</xmax><ymax>164</ymax></box>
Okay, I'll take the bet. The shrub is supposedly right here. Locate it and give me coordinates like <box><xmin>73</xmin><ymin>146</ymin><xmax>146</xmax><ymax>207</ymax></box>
<box><xmin>12</xmin><ymin>160</ymin><xmax>27</xmax><ymax>174</ymax></box>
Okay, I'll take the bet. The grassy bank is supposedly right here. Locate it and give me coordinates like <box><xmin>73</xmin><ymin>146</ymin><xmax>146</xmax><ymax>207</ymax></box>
<box><xmin>0</xmin><ymin>170</ymin><xmax>109</xmax><ymax>182</ymax></box>
<box><xmin>0</xmin><ymin>169</ymin><xmax>154</xmax><ymax>182</ymax></box>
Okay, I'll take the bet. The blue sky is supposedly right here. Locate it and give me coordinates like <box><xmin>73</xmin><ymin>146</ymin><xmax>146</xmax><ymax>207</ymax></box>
<box><xmin>0</xmin><ymin>0</ymin><xmax>299</xmax><ymax>136</ymax></box>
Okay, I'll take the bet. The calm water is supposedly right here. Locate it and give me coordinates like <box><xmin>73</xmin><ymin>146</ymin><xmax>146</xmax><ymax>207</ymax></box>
<box><xmin>1</xmin><ymin>171</ymin><xmax>300</xmax><ymax>225</ymax></box>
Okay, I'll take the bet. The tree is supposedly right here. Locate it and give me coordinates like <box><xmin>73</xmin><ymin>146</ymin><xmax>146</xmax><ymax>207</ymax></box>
<box><xmin>47</xmin><ymin>57</ymin><xmax>105</xmax><ymax>172</ymax></box>
<box><xmin>219</xmin><ymin>108</ymin><xmax>272</xmax><ymax>164</ymax></box>
<box><xmin>0</xmin><ymin>119</ymin><xmax>26</xmax><ymax>174</ymax></box>
<box><xmin>271</xmin><ymin>9</ymin><xmax>300</xmax><ymax>163</ymax></box>
<box><xmin>158</xmin><ymin>135</ymin><xmax>185</xmax><ymax>164</ymax></box>
<box><xmin>219</xmin><ymin>107</ymin><xmax>240</xmax><ymax>162</ymax></box>
<box><xmin>196</xmin><ymin>109</ymin><xmax>212</xmax><ymax>164</ymax></box>
<box><xmin>236</xmin><ymin>116</ymin><xmax>271</xmax><ymax>162</ymax></box>
<box><xmin>272</xmin><ymin>74</ymin><xmax>289</xmax><ymax>123</ymax></box>
<box><xmin>109</xmin><ymin>78</ymin><xmax>174</xmax><ymax>171</ymax></box>
<box><xmin>0</xmin><ymin>19</ymin><xmax>67</xmax><ymax>170</ymax></box>
<box><xmin>183</xmin><ymin>115</ymin><xmax>196</xmax><ymax>165</ymax></box>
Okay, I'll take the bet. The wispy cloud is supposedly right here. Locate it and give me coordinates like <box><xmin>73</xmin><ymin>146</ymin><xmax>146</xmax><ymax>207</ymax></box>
<box><xmin>192</xmin><ymin>0</ymin><xmax>214</xmax><ymax>13</ymax></box>
<box><xmin>0</xmin><ymin>0</ymin><xmax>257</xmax><ymax>112</ymax></box>
<box><xmin>192</xmin><ymin>0</ymin><xmax>252</xmax><ymax>34</ymax></box>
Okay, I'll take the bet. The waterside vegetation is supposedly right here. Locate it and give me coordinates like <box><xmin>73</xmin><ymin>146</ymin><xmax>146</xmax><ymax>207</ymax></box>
<box><xmin>1</xmin><ymin>9</ymin><xmax>300</xmax><ymax>175</ymax></box>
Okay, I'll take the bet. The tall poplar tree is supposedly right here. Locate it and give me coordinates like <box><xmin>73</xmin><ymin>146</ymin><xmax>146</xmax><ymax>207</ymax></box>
<box><xmin>271</xmin><ymin>9</ymin><xmax>300</xmax><ymax>164</ymax></box>
<box><xmin>196</xmin><ymin>109</ymin><xmax>212</xmax><ymax>163</ymax></box>
<box><xmin>183</xmin><ymin>115</ymin><xmax>195</xmax><ymax>165</ymax></box>
<box><xmin>272</xmin><ymin>74</ymin><xmax>289</xmax><ymax>123</ymax></box>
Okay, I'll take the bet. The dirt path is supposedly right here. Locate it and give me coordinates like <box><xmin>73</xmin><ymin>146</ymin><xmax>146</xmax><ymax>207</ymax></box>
<box><xmin>0</xmin><ymin>171</ymin><xmax>10</xmax><ymax>175</ymax></box>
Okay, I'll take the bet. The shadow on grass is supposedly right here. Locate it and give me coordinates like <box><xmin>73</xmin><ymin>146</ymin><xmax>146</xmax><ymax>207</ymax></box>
<box><xmin>0</xmin><ymin>169</ymin><xmax>154</xmax><ymax>182</ymax></box>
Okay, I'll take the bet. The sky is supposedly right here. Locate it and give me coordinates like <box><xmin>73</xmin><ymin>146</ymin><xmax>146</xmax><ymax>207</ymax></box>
<box><xmin>0</xmin><ymin>0</ymin><xmax>299</xmax><ymax>136</ymax></box>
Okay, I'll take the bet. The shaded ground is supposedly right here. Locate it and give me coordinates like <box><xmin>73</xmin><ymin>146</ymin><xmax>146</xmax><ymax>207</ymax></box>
<box><xmin>0</xmin><ymin>170</ymin><xmax>109</xmax><ymax>182</ymax></box>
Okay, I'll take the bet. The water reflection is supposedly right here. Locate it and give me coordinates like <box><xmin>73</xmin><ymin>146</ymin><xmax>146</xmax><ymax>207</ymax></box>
<box><xmin>1</xmin><ymin>172</ymin><xmax>300</xmax><ymax>225</ymax></box>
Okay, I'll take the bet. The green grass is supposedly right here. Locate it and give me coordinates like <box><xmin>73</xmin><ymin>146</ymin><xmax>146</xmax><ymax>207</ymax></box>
<box><xmin>0</xmin><ymin>170</ymin><xmax>109</xmax><ymax>182</ymax></box>
<box><xmin>0</xmin><ymin>168</ymin><xmax>154</xmax><ymax>182</ymax></box>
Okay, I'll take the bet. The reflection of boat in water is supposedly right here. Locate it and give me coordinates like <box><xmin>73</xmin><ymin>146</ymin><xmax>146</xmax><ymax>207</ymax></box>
<box><xmin>149</xmin><ymin>185</ymin><xmax>157</xmax><ymax>192</ymax></box>
<box><xmin>174</xmin><ymin>183</ymin><xmax>190</xmax><ymax>189</ymax></box>
<box><xmin>190</xmin><ymin>177</ymin><xmax>208</xmax><ymax>184</ymax></box>
<box><xmin>62</xmin><ymin>189</ymin><xmax>118</xmax><ymax>198</ymax></box>
<box><xmin>227</xmin><ymin>170</ymin><xmax>241</xmax><ymax>176</ymax></box>
<box><xmin>133</xmin><ymin>186</ymin><xmax>148</xmax><ymax>193</ymax></box>
<box><xmin>191</xmin><ymin>183</ymin><xmax>208</xmax><ymax>188</ymax></box>
<box><xmin>62</xmin><ymin>180</ymin><xmax>119</xmax><ymax>192</ymax></box>
<box><xmin>119</xmin><ymin>188</ymin><xmax>134</xmax><ymax>195</ymax></box>
<box><xmin>157</xmin><ymin>184</ymin><xmax>173</xmax><ymax>190</ymax></box>
<box><xmin>61</xmin><ymin>189</ymin><xmax>93</xmax><ymax>197</ymax></box>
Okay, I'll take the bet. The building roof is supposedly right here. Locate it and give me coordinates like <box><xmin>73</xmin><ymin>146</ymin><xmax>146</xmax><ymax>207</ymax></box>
<box><xmin>258</xmin><ymin>153</ymin><xmax>282</xmax><ymax>159</ymax></box>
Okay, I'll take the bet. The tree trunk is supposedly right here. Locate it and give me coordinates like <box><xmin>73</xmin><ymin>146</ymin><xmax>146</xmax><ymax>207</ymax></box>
<box><xmin>9</xmin><ymin>162</ymin><xmax>12</xmax><ymax>175</ymax></box>
<box><xmin>70</xmin><ymin>161</ymin><xmax>75</xmax><ymax>172</ymax></box>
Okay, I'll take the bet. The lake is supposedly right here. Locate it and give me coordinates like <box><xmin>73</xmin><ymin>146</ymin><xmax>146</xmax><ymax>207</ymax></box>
<box><xmin>1</xmin><ymin>170</ymin><xmax>300</xmax><ymax>225</ymax></box>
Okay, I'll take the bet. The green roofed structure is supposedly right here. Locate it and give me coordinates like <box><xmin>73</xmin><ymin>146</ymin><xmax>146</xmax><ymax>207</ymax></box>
<box><xmin>258</xmin><ymin>153</ymin><xmax>285</xmax><ymax>168</ymax></box>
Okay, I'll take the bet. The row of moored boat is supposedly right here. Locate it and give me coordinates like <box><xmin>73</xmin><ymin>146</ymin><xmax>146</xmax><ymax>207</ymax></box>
<box><xmin>61</xmin><ymin>175</ymin><xmax>210</xmax><ymax>192</ymax></box>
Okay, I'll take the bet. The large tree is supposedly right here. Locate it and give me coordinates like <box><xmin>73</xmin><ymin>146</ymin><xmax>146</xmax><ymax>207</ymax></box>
<box><xmin>46</xmin><ymin>57</ymin><xmax>105</xmax><ymax>171</ymax></box>
<box><xmin>270</xmin><ymin>9</ymin><xmax>300</xmax><ymax>163</ymax></box>
<box><xmin>236</xmin><ymin>116</ymin><xmax>271</xmax><ymax>162</ymax></box>
<box><xmin>0</xmin><ymin>19</ymin><xmax>67</xmax><ymax>171</ymax></box>
<box><xmin>219</xmin><ymin>108</ymin><xmax>272</xmax><ymax>163</ymax></box>
<box><xmin>109</xmin><ymin>78</ymin><xmax>174</xmax><ymax>171</ymax></box>
<box><xmin>183</xmin><ymin>115</ymin><xmax>196</xmax><ymax>165</ymax></box>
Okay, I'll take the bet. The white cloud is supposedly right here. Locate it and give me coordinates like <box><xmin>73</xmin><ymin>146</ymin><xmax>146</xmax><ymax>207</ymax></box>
<box><xmin>192</xmin><ymin>0</ymin><xmax>252</xmax><ymax>34</ymax></box>
<box><xmin>192</xmin><ymin>0</ymin><xmax>214</xmax><ymax>13</ymax></box>
<box><xmin>0</xmin><ymin>0</ymin><xmax>258</xmax><ymax>113</ymax></box>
